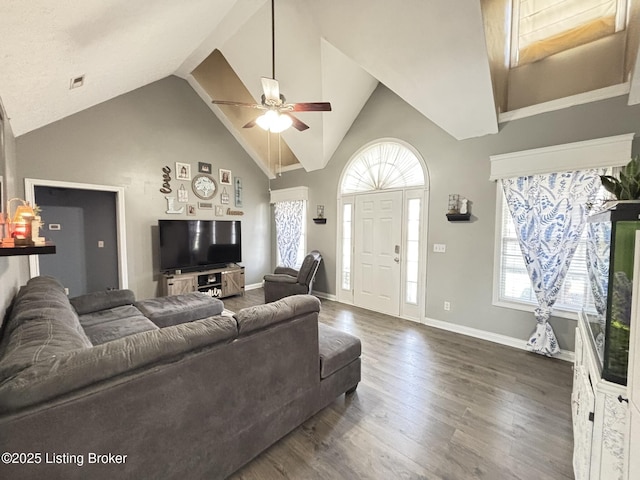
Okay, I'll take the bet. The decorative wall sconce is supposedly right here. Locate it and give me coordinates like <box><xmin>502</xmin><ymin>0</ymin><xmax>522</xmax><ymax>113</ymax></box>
<box><xmin>446</xmin><ymin>194</ymin><xmax>471</xmax><ymax>221</ymax></box>
<box><xmin>313</xmin><ymin>205</ymin><xmax>327</xmax><ymax>224</ymax></box>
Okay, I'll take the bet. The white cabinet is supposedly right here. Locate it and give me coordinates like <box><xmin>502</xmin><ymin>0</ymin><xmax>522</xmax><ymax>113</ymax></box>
<box><xmin>573</xmin><ymin>315</ymin><xmax>628</xmax><ymax>480</ymax></box>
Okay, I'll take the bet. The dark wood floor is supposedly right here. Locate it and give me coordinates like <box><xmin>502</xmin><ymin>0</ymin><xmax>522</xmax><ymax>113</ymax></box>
<box><xmin>223</xmin><ymin>289</ymin><xmax>575</xmax><ymax>480</ymax></box>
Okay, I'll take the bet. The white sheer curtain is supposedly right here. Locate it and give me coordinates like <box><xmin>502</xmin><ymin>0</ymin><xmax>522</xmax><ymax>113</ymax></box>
<box><xmin>502</xmin><ymin>170</ymin><xmax>602</xmax><ymax>356</ymax></box>
<box><xmin>274</xmin><ymin>200</ymin><xmax>304</xmax><ymax>268</ymax></box>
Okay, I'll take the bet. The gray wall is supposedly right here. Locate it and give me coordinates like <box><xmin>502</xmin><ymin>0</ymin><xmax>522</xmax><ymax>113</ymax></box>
<box><xmin>36</xmin><ymin>187</ymin><xmax>119</xmax><ymax>296</ymax></box>
<box><xmin>0</xmin><ymin>99</ymin><xmax>26</xmax><ymax>326</ymax></box>
<box><xmin>271</xmin><ymin>85</ymin><xmax>640</xmax><ymax>351</ymax></box>
<box><xmin>16</xmin><ymin>76</ymin><xmax>271</xmax><ymax>300</ymax></box>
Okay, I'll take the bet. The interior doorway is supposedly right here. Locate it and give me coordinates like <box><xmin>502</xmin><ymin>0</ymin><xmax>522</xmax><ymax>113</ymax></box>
<box><xmin>25</xmin><ymin>179</ymin><xmax>128</xmax><ymax>295</ymax></box>
<box><xmin>337</xmin><ymin>139</ymin><xmax>429</xmax><ymax>322</ymax></box>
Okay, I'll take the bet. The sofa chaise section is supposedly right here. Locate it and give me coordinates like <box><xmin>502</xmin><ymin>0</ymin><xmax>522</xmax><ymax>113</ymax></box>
<box><xmin>0</xmin><ymin>277</ymin><xmax>361</xmax><ymax>480</ymax></box>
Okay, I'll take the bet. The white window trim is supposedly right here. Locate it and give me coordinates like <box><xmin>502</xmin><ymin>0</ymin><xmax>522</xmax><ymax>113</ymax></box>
<box><xmin>489</xmin><ymin>133</ymin><xmax>634</xmax><ymax>181</ymax></box>
<box><xmin>269</xmin><ymin>186</ymin><xmax>308</xmax><ymax>203</ymax></box>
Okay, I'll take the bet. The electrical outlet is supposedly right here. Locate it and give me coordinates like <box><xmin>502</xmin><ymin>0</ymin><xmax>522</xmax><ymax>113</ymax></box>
<box><xmin>98</xmin><ymin>241</ymin><xmax>104</xmax><ymax>248</ymax></box>
<box><xmin>444</xmin><ymin>301</ymin><xmax>451</xmax><ymax>311</ymax></box>
<box><xmin>433</xmin><ymin>244</ymin><xmax>446</xmax><ymax>253</ymax></box>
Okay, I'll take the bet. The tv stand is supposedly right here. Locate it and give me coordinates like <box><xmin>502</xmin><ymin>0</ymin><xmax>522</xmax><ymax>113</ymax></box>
<box><xmin>162</xmin><ymin>265</ymin><xmax>245</xmax><ymax>298</ymax></box>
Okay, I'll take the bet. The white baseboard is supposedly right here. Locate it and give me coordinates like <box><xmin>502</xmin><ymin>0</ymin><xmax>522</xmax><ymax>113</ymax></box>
<box><xmin>314</xmin><ymin>291</ymin><xmax>337</xmax><ymax>301</ymax></box>
<box><xmin>245</xmin><ymin>282</ymin><xmax>263</xmax><ymax>291</ymax></box>
<box><xmin>422</xmin><ymin>316</ymin><xmax>574</xmax><ymax>362</ymax></box>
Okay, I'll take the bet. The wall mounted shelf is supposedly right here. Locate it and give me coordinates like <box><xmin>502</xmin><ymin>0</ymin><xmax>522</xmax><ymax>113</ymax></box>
<box><xmin>0</xmin><ymin>241</ymin><xmax>56</xmax><ymax>257</ymax></box>
<box><xmin>446</xmin><ymin>213</ymin><xmax>471</xmax><ymax>222</ymax></box>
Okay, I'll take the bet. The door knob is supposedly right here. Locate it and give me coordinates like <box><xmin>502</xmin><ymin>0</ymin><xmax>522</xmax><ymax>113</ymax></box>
<box><xmin>394</xmin><ymin>257</ymin><xmax>400</xmax><ymax>263</ymax></box>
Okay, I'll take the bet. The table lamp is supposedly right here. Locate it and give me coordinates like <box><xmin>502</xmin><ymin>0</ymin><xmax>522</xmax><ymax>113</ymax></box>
<box><xmin>3</xmin><ymin>198</ymin><xmax>36</xmax><ymax>246</ymax></box>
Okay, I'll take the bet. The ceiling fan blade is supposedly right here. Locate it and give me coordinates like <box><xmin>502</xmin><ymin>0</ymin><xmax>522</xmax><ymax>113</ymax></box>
<box><xmin>287</xmin><ymin>114</ymin><xmax>309</xmax><ymax>131</ymax></box>
<box><xmin>212</xmin><ymin>100</ymin><xmax>261</xmax><ymax>109</ymax></box>
<box><xmin>243</xmin><ymin>119</ymin><xmax>257</xmax><ymax>129</ymax></box>
<box><xmin>261</xmin><ymin>77</ymin><xmax>280</xmax><ymax>103</ymax></box>
<box><xmin>291</xmin><ymin>102</ymin><xmax>332</xmax><ymax>112</ymax></box>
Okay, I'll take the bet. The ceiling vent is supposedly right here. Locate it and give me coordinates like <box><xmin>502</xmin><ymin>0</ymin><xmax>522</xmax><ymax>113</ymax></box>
<box><xmin>69</xmin><ymin>75</ymin><xmax>85</xmax><ymax>89</ymax></box>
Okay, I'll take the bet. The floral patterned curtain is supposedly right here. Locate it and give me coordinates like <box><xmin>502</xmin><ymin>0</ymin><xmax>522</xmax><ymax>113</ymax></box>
<box><xmin>502</xmin><ymin>170</ymin><xmax>602</xmax><ymax>356</ymax></box>
<box><xmin>274</xmin><ymin>200</ymin><xmax>304</xmax><ymax>268</ymax></box>
<box><xmin>586</xmin><ymin>219</ymin><xmax>611</xmax><ymax>354</ymax></box>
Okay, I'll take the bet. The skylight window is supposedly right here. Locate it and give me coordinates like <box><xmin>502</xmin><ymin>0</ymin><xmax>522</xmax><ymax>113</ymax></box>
<box><xmin>511</xmin><ymin>0</ymin><xmax>627</xmax><ymax>66</ymax></box>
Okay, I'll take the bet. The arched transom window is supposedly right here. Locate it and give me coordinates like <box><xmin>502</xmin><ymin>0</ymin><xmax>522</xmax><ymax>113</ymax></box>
<box><xmin>341</xmin><ymin>141</ymin><xmax>425</xmax><ymax>194</ymax></box>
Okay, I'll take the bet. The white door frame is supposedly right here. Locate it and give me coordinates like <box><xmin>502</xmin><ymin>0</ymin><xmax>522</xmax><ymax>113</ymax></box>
<box><xmin>335</xmin><ymin>138</ymin><xmax>430</xmax><ymax>323</ymax></box>
<box><xmin>24</xmin><ymin>178</ymin><xmax>129</xmax><ymax>289</ymax></box>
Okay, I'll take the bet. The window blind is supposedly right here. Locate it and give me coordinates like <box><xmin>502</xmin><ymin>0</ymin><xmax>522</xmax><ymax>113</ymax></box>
<box><xmin>497</xmin><ymin>187</ymin><xmax>597</xmax><ymax>313</ymax></box>
<box><xmin>516</xmin><ymin>0</ymin><xmax>620</xmax><ymax>64</ymax></box>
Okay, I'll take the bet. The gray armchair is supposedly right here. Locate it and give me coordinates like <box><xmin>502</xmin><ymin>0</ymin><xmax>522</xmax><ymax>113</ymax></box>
<box><xmin>263</xmin><ymin>251</ymin><xmax>322</xmax><ymax>303</ymax></box>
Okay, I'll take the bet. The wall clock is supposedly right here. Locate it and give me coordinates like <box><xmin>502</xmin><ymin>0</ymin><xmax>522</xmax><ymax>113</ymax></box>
<box><xmin>191</xmin><ymin>174</ymin><xmax>217</xmax><ymax>200</ymax></box>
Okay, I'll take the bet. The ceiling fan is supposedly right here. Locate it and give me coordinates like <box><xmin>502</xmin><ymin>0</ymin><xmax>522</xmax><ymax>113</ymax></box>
<box><xmin>211</xmin><ymin>0</ymin><xmax>331</xmax><ymax>133</ymax></box>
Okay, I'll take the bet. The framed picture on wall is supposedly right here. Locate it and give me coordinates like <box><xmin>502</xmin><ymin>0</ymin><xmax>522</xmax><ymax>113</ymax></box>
<box><xmin>186</xmin><ymin>204</ymin><xmax>196</xmax><ymax>216</ymax></box>
<box><xmin>219</xmin><ymin>169</ymin><xmax>232</xmax><ymax>185</ymax></box>
<box><xmin>220</xmin><ymin>188</ymin><xmax>229</xmax><ymax>205</ymax></box>
<box><xmin>175</xmin><ymin>162</ymin><xmax>191</xmax><ymax>181</ymax></box>
<box><xmin>177</xmin><ymin>184</ymin><xmax>189</xmax><ymax>203</ymax></box>
<box><xmin>198</xmin><ymin>162</ymin><xmax>211</xmax><ymax>174</ymax></box>
<box><xmin>198</xmin><ymin>202</ymin><xmax>213</xmax><ymax>209</ymax></box>
<box><xmin>215</xmin><ymin>206</ymin><xmax>224</xmax><ymax>217</ymax></box>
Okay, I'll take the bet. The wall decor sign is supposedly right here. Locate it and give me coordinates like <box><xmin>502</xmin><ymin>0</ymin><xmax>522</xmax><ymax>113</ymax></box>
<box><xmin>177</xmin><ymin>184</ymin><xmax>188</xmax><ymax>203</ymax></box>
<box><xmin>198</xmin><ymin>162</ymin><xmax>212</xmax><ymax>174</ymax></box>
<box><xmin>160</xmin><ymin>166</ymin><xmax>172</xmax><ymax>194</ymax></box>
<box><xmin>215</xmin><ymin>206</ymin><xmax>224</xmax><ymax>217</ymax></box>
<box><xmin>198</xmin><ymin>202</ymin><xmax>213</xmax><ymax>210</ymax></box>
<box><xmin>175</xmin><ymin>162</ymin><xmax>191</xmax><ymax>181</ymax></box>
<box><xmin>191</xmin><ymin>174</ymin><xmax>217</xmax><ymax>200</ymax></box>
<box><xmin>234</xmin><ymin>177</ymin><xmax>243</xmax><ymax>207</ymax></box>
<box><xmin>219</xmin><ymin>168</ymin><xmax>232</xmax><ymax>185</ymax></box>
<box><xmin>220</xmin><ymin>187</ymin><xmax>230</xmax><ymax>205</ymax></box>
<box><xmin>165</xmin><ymin>197</ymin><xmax>184</xmax><ymax>214</ymax></box>
<box><xmin>226</xmin><ymin>209</ymin><xmax>244</xmax><ymax>216</ymax></box>
<box><xmin>187</xmin><ymin>204</ymin><xmax>196</xmax><ymax>216</ymax></box>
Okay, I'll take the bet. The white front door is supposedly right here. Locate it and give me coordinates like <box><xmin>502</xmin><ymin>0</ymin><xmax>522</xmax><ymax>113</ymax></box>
<box><xmin>353</xmin><ymin>191</ymin><xmax>403</xmax><ymax>316</ymax></box>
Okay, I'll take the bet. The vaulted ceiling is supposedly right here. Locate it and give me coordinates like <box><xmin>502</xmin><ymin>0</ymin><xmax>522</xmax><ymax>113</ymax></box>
<box><xmin>1</xmin><ymin>0</ymin><xmax>638</xmax><ymax>176</ymax></box>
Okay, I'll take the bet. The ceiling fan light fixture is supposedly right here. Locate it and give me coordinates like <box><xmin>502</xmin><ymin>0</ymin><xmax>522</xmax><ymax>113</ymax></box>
<box><xmin>256</xmin><ymin>110</ymin><xmax>292</xmax><ymax>133</ymax></box>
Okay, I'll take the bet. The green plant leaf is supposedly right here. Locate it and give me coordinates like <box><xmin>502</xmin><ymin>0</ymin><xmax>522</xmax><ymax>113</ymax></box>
<box><xmin>600</xmin><ymin>175</ymin><xmax>622</xmax><ymax>199</ymax></box>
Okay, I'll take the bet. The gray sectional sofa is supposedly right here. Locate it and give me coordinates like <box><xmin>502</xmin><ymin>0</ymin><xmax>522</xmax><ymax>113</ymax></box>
<box><xmin>0</xmin><ymin>276</ymin><xmax>361</xmax><ymax>479</ymax></box>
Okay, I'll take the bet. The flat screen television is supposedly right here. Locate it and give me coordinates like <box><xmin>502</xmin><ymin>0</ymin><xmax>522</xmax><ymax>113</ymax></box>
<box><xmin>159</xmin><ymin>219</ymin><xmax>241</xmax><ymax>273</ymax></box>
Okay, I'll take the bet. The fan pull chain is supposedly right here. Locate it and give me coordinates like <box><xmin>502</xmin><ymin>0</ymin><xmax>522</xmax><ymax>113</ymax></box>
<box><xmin>278</xmin><ymin>132</ymin><xmax>282</xmax><ymax>177</ymax></box>
<box><xmin>267</xmin><ymin>130</ymin><xmax>272</xmax><ymax>191</ymax></box>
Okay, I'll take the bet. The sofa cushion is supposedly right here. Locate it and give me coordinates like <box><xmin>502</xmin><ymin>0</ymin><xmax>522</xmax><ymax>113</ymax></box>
<box><xmin>79</xmin><ymin>305</ymin><xmax>159</xmax><ymax>345</ymax></box>
<box><xmin>235</xmin><ymin>294</ymin><xmax>320</xmax><ymax>337</ymax></box>
<box><xmin>0</xmin><ymin>315</ymin><xmax>238</xmax><ymax>412</ymax></box>
<box><xmin>70</xmin><ymin>289</ymin><xmax>136</xmax><ymax>315</ymax></box>
<box><xmin>0</xmin><ymin>276</ymin><xmax>92</xmax><ymax>380</ymax></box>
<box><xmin>318</xmin><ymin>323</ymin><xmax>361</xmax><ymax>379</ymax></box>
<box><xmin>135</xmin><ymin>293</ymin><xmax>224</xmax><ymax>328</ymax></box>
